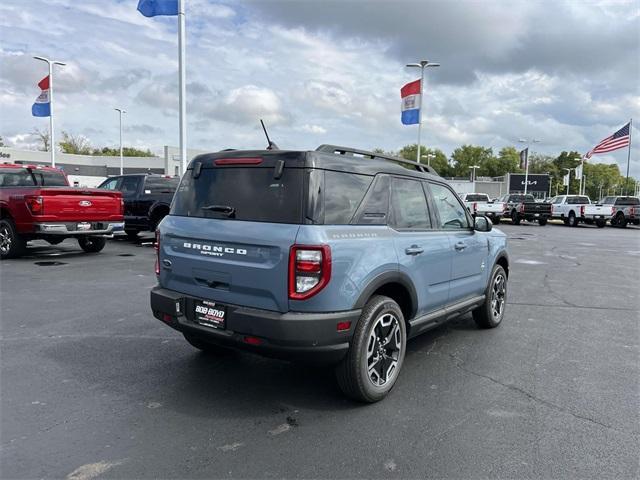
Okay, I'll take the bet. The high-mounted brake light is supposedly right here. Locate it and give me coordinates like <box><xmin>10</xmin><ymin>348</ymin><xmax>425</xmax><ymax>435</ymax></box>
<box><xmin>154</xmin><ymin>230</ymin><xmax>160</xmax><ymax>275</ymax></box>
<box><xmin>288</xmin><ymin>245</ymin><xmax>331</xmax><ymax>300</ymax></box>
<box><xmin>25</xmin><ymin>196</ymin><xmax>44</xmax><ymax>215</ymax></box>
<box><xmin>214</xmin><ymin>158</ymin><xmax>263</xmax><ymax>166</ymax></box>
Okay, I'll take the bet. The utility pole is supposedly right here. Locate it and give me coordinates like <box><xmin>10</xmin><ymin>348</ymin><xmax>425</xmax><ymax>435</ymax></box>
<box><xmin>114</xmin><ymin>108</ymin><xmax>126</xmax><ymax>175</ymax></box>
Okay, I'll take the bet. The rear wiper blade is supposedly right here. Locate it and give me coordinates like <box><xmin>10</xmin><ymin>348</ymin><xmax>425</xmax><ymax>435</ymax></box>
<box><xmin>201</xmin><ymin>205</ymin><xmax>236</xmax><ymax>217</ymax></box>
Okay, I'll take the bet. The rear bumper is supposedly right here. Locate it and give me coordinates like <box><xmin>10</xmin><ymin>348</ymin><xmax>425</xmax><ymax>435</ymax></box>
<box><xmin>33</xmin><ymin>221</ymin><xmax>125</xmax><ymax>236</ymax></box>
<box><xmin>150</xmin><ymin>286</ymin><xmax>360</xmax><ymax>363</ymax></box>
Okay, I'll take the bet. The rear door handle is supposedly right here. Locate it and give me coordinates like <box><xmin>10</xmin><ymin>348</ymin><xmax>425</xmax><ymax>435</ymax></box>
<box><xmin>405</xmin><ymin>245</ymin><xmax>424</xmax><ymax>256</ymax></box>
<box><xmin>454</xmin><ymin>242</ymin><xmax>467</xmax><ymax>251</ymax></box>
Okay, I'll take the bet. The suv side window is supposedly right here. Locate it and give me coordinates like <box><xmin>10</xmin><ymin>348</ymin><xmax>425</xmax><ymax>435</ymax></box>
<box><xmin>429</xmin><ymin>182</ymin><xmax>471</xmax><ymax>229</ymax></box>
<box><xmin>120</xmin><ymin>176</ymin><xmax>142</xmax><ymax>196</ymax></box>
<box><xmin>324</xmin><ymin>171</ymin><xmax>372</xmax><ymax>225</ymax></box>
<box><xmin>100</xmin><ymin>178</ymin><xmax>120</xmax><ymax>190</ymax></box>
<box><xmin>353</xmin><ymin>175</ymin><xmax>390</xmax><ymax>225</ymax></box>
<box><xmin>389</xmin><ymin>177</ymin><xmax>431</xmax><ymax>229</ymax></box>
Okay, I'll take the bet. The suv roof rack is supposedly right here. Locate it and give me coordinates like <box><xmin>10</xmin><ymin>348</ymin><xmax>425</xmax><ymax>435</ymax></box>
<box><xmin>316</xmin><ymin>144</ymin><xmax>439</xmax><ymax>176</ymax></box>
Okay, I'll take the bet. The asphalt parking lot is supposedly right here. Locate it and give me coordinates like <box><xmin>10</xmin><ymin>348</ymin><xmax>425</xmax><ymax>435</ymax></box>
<box><xmin>1</xmin><ymin>223</ymin><xmax>639</xmax><ymax>479</ymax></box>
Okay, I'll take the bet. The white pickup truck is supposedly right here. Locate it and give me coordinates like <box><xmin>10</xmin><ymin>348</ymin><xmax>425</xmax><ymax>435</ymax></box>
<box><xmin>549</xmin><ymin>195</ymin><xmax>591</xmax><ymax>227</ymax></box>
<box><xmin>459</xmin><ymin>193</ymin><xmax>507</xmax><ymax>224</ymax></box>
<box><xmin>584</xmin><ymin>196</ymin><xmax>640</xmax><ymax>228</ymax></box>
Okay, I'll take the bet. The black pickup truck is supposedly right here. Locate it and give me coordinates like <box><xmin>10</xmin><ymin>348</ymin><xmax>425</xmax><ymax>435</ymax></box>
<box><xmin>98</xmin><ymin>174</ymin><xmax>179</xmax><ymax>238</ymax></box>
<box><xmin>498</xmin><ymin>193</ymin><xmax>552</xmax><ymax>226</ymax></box>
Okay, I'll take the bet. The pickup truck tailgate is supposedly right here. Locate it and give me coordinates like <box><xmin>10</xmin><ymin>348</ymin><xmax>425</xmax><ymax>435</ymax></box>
<box><xmin>36</xmin><ymin>188</ymin><xmax>123</xmax><ymax>221</ymax></box>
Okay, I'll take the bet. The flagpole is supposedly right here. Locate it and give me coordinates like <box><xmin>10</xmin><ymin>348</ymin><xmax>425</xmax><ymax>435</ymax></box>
<box><xmin>625</xmin><ymin>118</ymin><xmax>632</xmax><ymax>195</ymax></box>
<box><xmin>178</xmin><ymin>0</ymin><xmax>187</xmax><ymax>176</ymax></box>
<box><xmin>34</xmin><ymin>56</ymin><xmax>65</xmax><ymax>168</ymax></box>
<box><xmin>416</xmin><ymin>64</ymin><xmax>425</xmax><ymax>163</ymax></box>
<box><xmin>48</xmin><ymin>61</ymin><xmax>55</xmax><ymax>168</ymax></box>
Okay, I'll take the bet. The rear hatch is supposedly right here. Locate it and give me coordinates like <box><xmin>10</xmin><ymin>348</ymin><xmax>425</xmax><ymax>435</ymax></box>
<box><xmin>36</xmin><ymin>188</ymin><xmax>123</xmax><ymax>221</ymax></box>
<box><xmin>159</xmin><ymin>151</ymin><xmax>307</xmax><ymax>312</ymax></box>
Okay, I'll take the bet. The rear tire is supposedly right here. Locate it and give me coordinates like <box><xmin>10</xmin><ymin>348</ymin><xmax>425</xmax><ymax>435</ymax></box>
<box><xmin>567</xmin><ymin>212</ymin><xmax>578</xmax><ymax>227</ymax></box>
<box><xmin>335</xmin><ymin>295</ymin><xmax>406</xmax><ymax>403</ymax></box>
<box><xmin>78</xmin><ymin>236</ymin><xmax>106</xmax><ymax>253</ymax></box>
<box><xmin>538</xmin><ymin>217</ymin><xmax>548</xmax><ymax>226</ymax></box>
<box><xmin>615</xmin><ymin>213</ymin><xmax>627</xmax><ymax>228</ymax></box>
<box><xmin>0</xmin><ymin>218</ymin><xmax>26</xmax><ymax>259</ymax></box>
<box><xmin>595</xmin><ymin>219</ymin><xmax>606</xmax><ymax>228</ymax></box>
<box><xmin>473</xmin><ymin>264</ymin><xmax>507</xmax><ymax>329</ymax></box>
<box><xmin>511</xmin><ymin>211</ymin><xmax>521</xmax><ymax>225</ymax></box>
<box><xmin>125</xmin><ymin>230</ymin><xmax>139</xmax><ymax>240</ymax></box>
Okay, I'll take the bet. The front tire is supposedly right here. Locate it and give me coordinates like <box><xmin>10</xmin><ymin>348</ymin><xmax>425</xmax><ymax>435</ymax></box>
<box><xmin>567</xmin><ymin>212</ymin><xmax>578</xmax><ymax>227</ymax></box>
<box><xmin>473</xmin><ymin>265</ymin><xmax>507</xmax><ymax>329</ymax></box>
<box><xmin>538</xmin><ymin>217</ymin><xmax>548</xmax><ymax>226</ymax></box>
<box><xmin>336</xmin><ymin>295</ymin><xmax>406</xmax><ymax>403</ymax></box>
<box><xmin>511</xmin><ymin>210</ymin><xmax>521</xmax><ymax>225</ymax></box>
<box><xmin>0</xmin><ymin>218</ymin><xmax>26</xmax><ymax>259</ymax></box>
<box><xmin>78</xmin><ymin>236</ymin><xmax>106</xmax><ymax>253</ymax></box>
<box><xmin>595</xmin><ymin>219</ymin><xmax>606</xmax><ymax>228</ymax></box>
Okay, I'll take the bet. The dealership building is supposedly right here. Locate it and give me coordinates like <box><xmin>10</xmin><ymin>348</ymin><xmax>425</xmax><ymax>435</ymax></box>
<box><xmin>448</xmin><ymin>173</ymin><xmax>551</xmax><ymax>199</ymax></box>
<box><xmin>0</xmin><ymin>146</ymin><xmax>206</xmax><ymax>187</ymax></box>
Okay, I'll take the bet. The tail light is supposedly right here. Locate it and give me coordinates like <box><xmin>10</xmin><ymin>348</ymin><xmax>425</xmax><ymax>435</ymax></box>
<box><xmin>580</xmin><ymin>206</ymin><xmax>585</xmax><ymax>216</ymax></box>
<box><xmin>551</xmin><ymin>205</ymin><xmax>554</xmax><ymax>214</ymax></box>
<box><xmin>503</xmin><ymin>203</ymin><xmax>508</xmax><ymax>213</ymax></box>
<box><xmin>630</xmin><ymin>207</ymin><xmax>635</xmax><ymax>216</ymax></box>
<box><xmin>120</xmin><ymin>197</ymin><xmax>124</xmax><ymax>216</ymax></box>
<box><xmin>25</xmin><ymin>196</ymin><xmax>44</xmax><ymax>215</ymax></box>
<box><xmin>288</xmin><ymin>245</ymin><xmax>331</xmax><ymax>300</ymax></box>
<box><xmin>472</xmin><ymin>202</ymin><xmax>477</xmax><ymax>214</ymax></box>
<box><xmin>611</xmin><ymin>206</ymin><xmax>616</xmax><ymax>215</ymax></box>
<box><xmin>154</xmin><ymin>230</ymin><xmax>160</xmax><ymax>275</ymax></box>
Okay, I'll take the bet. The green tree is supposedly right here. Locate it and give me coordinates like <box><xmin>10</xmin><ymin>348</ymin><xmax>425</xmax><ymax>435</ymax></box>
<box><xmin>59</xmin><ymin>131</ymin><xmax>92</xmax><ymax>155</ymax></box>
<box><xmin>0</xmin><ymin>136</ymin><xmax>5</xmax><ymax>147</ymax></box>
<box><xmin>397</xmin><ymin>144</ymin><xmax>452</xmax><ymax>176</ymax></box>
<box><xmin>93</xmin><ymin>146</ymin><xmax>154</xmax><ymax>157</ymax></box>
<box><xmin>450</xmin><ymin>145</ymin><xmax>495</xmax><ymax>177</ymax></box>
<box><xmin>552</xmin><ymin>151</ymin><xmax>582</xmax><ymax>194</ymax></box>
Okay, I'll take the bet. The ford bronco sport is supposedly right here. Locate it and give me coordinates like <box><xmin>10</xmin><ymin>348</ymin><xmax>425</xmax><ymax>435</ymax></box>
<box><xmin>150</xmin><ymin>145</ymin><xmax>509</xmax><ymax>402</ymax></box>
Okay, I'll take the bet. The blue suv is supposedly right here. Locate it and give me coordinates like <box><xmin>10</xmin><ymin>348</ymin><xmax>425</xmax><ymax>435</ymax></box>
<box><xmin>150</xmin><ymin>145</ymin><xmax>509</xmax><ymax>402</ymax></box>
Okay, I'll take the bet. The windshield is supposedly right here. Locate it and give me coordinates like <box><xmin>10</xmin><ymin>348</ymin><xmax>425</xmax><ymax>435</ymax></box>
<box><xmin>510</xmin><ymin>194</ymin><xmax>535</xmax><ymax>202</ymax></box>
<box><xmin>171</xmin><ymin>166</ymin><xmax>303</xmax><ymax>223</ymax></box>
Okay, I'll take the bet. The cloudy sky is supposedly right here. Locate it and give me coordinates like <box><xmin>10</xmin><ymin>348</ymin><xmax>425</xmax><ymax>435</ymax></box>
<box><xmin>1</xmin><ymin>0</ymin><xmax>639</xmax><ymax>176</ymax></box>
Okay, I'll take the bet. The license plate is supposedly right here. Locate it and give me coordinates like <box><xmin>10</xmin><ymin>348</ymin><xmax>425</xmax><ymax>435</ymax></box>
<box><xmin>77</xmin><ymin>222</ymin><xmax>92</xmax><ymax>231</ymax></box>
<box><xmin>194</xmin><ymin>300</ymin><xmax>226</xmax><ymax>329</ymax></box>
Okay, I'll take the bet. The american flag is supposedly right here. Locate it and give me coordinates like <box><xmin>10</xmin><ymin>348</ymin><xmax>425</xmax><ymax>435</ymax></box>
<box><xmin>585</xmin><ymin>122</ymin><xmax>631</xmax><ymax>158</ymax></box>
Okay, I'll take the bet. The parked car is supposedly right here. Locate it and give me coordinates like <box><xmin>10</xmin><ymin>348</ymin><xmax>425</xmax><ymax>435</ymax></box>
<box><xmin>498</xmin><ymin>193</ymin><xmax>552</xmax><ymax>225</ymax></box>
<box><xmin>584</xmin><ymin>196</ymin><xmax>640</xmax><ymax>228</ymax></box>
<box><xmin>98</xmin><ymin>174</ymin><xmax>179</xmax><ymax>238</ymax></box>
<box><xmin>150</xmin><ymin>145</ymin><xmax>509</xmax><ymax>402</ymax></box>
<box><xmin>459</xmin><ymin>193</ymin><xmax>507</xmax><ymax>224</ymax></box>
<box><xmin>0</xmin><ymin>164</ymin><xmax>124</xmax><ymax>259</ymax></box>
<box><xmin>549</xmin><ymin>195</ymin><xmax>591</xmax><ymax>227</ymax></box>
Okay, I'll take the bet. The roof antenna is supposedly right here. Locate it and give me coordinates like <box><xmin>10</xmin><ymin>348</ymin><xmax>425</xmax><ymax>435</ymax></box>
<box><xmin>260</xmin><ymin>119</ymin><xmax>279</xmax><ymax>150</ymax></box>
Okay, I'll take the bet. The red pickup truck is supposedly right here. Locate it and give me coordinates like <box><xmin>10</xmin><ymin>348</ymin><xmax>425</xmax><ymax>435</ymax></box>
<box><xmin>0</xmin><ymin>164</ymin><xmax>124</xmax><ymax>259</ymax></box>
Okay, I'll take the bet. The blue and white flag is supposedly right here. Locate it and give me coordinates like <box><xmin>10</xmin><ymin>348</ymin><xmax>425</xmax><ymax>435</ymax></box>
<box><xmin>137</xmin><ymin>0</ymin><xmax>179</xmax><ymax>17</ymax></box>
<box><xmin>31</xmin><ymin>75</ymin><xmax>50</xmax><ymax>117</ymax></box>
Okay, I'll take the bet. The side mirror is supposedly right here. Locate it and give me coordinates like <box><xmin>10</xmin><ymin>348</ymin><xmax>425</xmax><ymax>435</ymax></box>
<box><xmin>474</xmin><ymin>215</ymin><xmax>492</xmax><ymax>232</ymax></box>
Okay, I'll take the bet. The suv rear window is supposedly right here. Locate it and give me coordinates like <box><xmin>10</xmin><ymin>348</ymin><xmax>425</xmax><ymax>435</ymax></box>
<box><xmin>171</xmin><ymin>167</ymin><xmax>303</xmax><ymax>223</ymax></box>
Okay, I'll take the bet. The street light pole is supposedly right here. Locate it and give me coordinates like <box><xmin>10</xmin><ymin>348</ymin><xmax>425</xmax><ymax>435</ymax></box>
<box><xmin>564</xmin><ymin>168</ymin><xmax>575</xmax><ymax>195</ymax></box>
<box><xmin>33</xmin><ymin>56</ymin><xmax>66</xmax><ymax>168</ymax></box>
<box><xmin>469</xmin><ymin>165</ymin><xmax>480</xmax><ymax>183</ymax></box>
<box><xmin>421</xmin><ymin>153</ymin><xmax>435</xmax><ymax>167</ymax></box>
<box><xmin>115</xmin><ymin>108</ymin><xmax>126</xmax><ymax>175</ymax></box>
<box><xmin>406</xmin><ymin>60</ymin><xmax>440</xmax><ymax>163</ymax></box>
<box><xmin>518</xmin><ymin>138</ymin><xmax>541</xmax><ymax>195</ymax></box>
